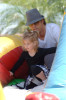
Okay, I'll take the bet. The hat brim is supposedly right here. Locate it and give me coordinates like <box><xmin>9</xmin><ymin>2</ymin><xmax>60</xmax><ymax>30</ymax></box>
<box><xmin>26</xmin><ymin>16</ymin><xmax>44</xmax><ymax>26</ymax></box>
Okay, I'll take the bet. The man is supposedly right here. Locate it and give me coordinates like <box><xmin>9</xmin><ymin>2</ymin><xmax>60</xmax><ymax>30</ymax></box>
<box><xmin>26</xmin><ymin>8</ymin><xmax>60</xmax><ymax>70</ymax></box>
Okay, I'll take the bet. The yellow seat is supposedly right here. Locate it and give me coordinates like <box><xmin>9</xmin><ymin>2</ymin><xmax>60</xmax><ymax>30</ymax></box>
<box><xmin>0</xmin><ymin>82</ymin><xmax>5</xmax><ymax>100</ymax></box>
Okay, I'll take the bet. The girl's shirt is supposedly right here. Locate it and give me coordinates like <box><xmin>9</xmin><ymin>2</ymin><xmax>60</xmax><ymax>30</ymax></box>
<box><xmin>11</xmin><ymin>47</ymin><xmax>56</xmax><ymax>73</ymax></box>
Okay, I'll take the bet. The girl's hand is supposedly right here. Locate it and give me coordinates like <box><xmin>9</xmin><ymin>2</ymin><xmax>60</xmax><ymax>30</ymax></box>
<box><xmin>9</xmin><ymin>71</ymin><xmax>14</xmax><ymax>76</ymax></box>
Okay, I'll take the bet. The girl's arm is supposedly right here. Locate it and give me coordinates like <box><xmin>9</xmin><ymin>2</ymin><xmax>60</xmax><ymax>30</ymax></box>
<box><xmin>44</xmin><ymin>47</ymin><xmax>56</xmax><ymax>56</ymax></box>
<box><xmin>10</xmin><ymin>52</ymin><xmax>25</xmax><ymax>74</ymax></box>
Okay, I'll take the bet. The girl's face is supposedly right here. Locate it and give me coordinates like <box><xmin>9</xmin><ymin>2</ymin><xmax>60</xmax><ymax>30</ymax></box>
<box><xmin>23</xmin><ymin>39</ymin><xmax>36</xmax><ymax>52</ymax></box>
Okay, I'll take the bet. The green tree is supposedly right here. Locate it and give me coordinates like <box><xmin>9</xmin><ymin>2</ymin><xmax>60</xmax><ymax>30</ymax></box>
<box><xmin>0</xmin><ymin>0</ymin><xmax>66</xmax><ymax>35</ymax></box>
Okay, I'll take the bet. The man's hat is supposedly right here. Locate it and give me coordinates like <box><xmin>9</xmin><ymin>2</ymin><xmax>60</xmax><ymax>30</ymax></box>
<box><xmin>26</xmin><ymin>8</ymin><xmax>44</xmax><ymax>26</ymax></box>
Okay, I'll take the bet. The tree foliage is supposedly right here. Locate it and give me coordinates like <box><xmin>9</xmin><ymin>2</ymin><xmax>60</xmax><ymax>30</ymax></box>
<box><xmin>1</xmin><ymin>0</ymin><xmax>66</xmax><ymax>23</ymax></box>
<box><xmin>0</xmin><ymin>0</ymin><xmax>66</xmax><ymax>35</ymax></box>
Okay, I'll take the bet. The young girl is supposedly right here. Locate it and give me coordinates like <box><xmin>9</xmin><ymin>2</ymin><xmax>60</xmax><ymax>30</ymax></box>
<box><xmin>10</xmin><ymin>30</ymin><xmax>56</xmax><ymax>89</ymax></box>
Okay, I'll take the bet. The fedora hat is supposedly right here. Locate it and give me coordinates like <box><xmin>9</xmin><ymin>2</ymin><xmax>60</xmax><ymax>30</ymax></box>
<box><xmin>26</xmin><ymin>8</ymin><xmax>44</xmax><ymax>26</ymax></box>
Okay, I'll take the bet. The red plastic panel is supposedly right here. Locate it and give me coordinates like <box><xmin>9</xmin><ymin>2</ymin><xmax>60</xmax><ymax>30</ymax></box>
<box><xmin>25</xmin><ymin>92</ymin><xmax>59</xmax><ymax>100</ymax></box>
<box><xmin>0</xmin><ymin>47</ymin><xmax>29</xmax><ymax>85</ymax></box>
<box><xmin>1</xmin><ymin>47</ymin><xmax>23</xmax><ymax>70</ymax></box>
<box><xmin>0</xmin><ymin>63</ymin><xmax>13</xmax><ymax>86</ymax></box>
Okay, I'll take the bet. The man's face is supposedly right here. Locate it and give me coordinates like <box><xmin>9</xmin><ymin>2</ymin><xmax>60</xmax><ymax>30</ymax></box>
<box><xmin>29</xmin><ymin>20</ymin><xmax>43</xmax><ymax>33</ymax></box>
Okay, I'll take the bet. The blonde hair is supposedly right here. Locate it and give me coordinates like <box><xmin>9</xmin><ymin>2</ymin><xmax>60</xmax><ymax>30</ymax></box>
<box><xmin>22</xmin><ymin>30</ymin><xmax>39</xmax><ymax>51</ymax></box>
